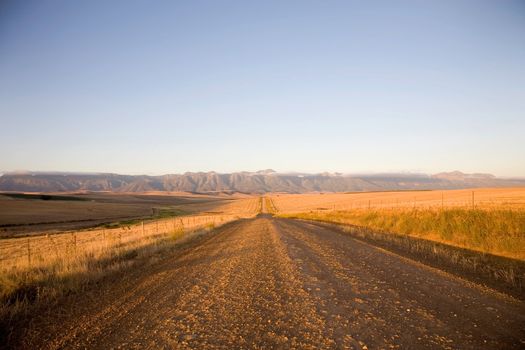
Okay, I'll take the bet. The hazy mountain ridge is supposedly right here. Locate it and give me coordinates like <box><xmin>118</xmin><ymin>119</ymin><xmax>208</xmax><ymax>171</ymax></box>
<box><xmin>0</xmin><ymin>171</ymin><xmax>523</xmax><ymax>194</ymax></box>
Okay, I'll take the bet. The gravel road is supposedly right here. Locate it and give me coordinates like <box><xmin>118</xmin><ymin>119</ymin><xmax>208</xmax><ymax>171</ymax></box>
<box><xmin>14</xmin><ymin>215</ymin><xmax>525</xmax><ymax>349</ymax></box>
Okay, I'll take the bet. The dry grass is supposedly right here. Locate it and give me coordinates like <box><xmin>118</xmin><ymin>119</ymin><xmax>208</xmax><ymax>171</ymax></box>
<box><xmin>0</xmin><ymin>197</ymin><xmax>260</xmax><ymax>321</ymax></box>
<box><xmin>281</xmin><ymin>208</ymin><xmax>525</xmax><ymax>260</ymax></box>
<box><xmin>271</xmin><ymin>187</ymin><xmax>525</xmax><ymax>213</ymax></box>
<box><xmin>272</xmin><ymin>188</ymin><xmax>525</xmax><ymax>260</ymax></box>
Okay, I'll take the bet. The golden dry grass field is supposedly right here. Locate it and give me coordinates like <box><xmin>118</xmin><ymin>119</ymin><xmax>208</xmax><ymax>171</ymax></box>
<box><xmin>269</xmin><ymin>187</ymin><xmax>525</xmax><ymax>213</ymax></box>
<box><xmin>271</xmin><ymin>188</ymin><xmax>525</xmax><ymax>260</ymax></box>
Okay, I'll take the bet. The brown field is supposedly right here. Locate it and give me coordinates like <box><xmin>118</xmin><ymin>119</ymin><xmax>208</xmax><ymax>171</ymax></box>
<box><xmin>0</xmin><ymin>192</ymin><xmax>243</xmax><ymax>237</ymax></box>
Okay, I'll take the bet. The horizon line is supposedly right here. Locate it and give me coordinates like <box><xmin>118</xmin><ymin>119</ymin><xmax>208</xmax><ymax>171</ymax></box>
<box><xmin>1</xmin><ymin>169</ymin><xmax>524</xmax><ymax>180</ymax></box>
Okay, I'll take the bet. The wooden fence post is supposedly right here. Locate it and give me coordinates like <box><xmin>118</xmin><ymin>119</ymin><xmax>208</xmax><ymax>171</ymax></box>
<box><xmin>27</xmin><ymin>238</ymin><xmax>31</xmax><ymax>267</ymax></box>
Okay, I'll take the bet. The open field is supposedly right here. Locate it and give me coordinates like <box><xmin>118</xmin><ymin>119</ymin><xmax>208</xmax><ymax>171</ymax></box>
<box><xmin>270</xmin><ymin>188</ymin><xmax>525</xmax><ymax>260</ymax></box>
<box><xmin>0</xmin><ymin>192</ymin><xmax>244</xmax><ymax>237</ymax></box>
<box><xmin>269</xmin><ymin>187</ymin><xmax>525</xmax><ymax>213</ymax></box>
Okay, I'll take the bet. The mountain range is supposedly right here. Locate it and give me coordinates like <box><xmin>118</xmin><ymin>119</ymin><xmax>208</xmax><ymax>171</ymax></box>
<box><xmin>0</xmin><ymin>170</ymin><xmax>524</xmax><ymax>194</ymax></box>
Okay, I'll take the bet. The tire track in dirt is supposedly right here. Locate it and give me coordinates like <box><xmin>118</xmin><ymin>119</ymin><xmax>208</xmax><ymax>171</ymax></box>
<box><xmin>19</xmin><ymin>221</ymin><xmax>246</xmax><ymax>349</ymax></box>
<box><xmin>275</xmin><ymin>218</ymin><xmax>525</xmax><ymax>349</ymax></box>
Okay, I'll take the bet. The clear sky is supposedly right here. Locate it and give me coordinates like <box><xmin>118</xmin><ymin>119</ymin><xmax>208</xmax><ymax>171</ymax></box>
<box><xmin>1</xmin><ymin>1</ymin><xmax>524</xmax><ymax>176</ymax></box>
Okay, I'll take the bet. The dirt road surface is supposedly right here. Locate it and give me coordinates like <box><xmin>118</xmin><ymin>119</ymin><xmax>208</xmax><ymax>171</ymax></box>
<box><xmin>12</xmin><ymin>216</ymin><xmax>525</xmax><ymax>349</ymax></box>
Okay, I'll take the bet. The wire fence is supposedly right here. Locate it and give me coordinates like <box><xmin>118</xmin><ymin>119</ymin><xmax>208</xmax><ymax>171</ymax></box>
<box><xmin>270</xmin><ymin>190</ymin><xmax>525</xmax><ymax>214</ymax></box>
<box><xmin>0</xmin><ymin>212</ymin><xmax>256</xmax><ymax>272</ymax></box>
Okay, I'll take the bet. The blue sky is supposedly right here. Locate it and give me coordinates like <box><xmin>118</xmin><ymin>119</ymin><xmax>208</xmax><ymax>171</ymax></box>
<box><xmin>1</xmin><ymin>1</ymin><xmax>524</xmax><ymax>176</ymax></box>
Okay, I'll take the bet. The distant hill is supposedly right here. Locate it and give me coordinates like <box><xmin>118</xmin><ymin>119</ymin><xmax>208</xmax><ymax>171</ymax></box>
<box><xmin>0</xmin><ymin>171</ymin><xmax>523</xmax><ymax>194</ymax></box>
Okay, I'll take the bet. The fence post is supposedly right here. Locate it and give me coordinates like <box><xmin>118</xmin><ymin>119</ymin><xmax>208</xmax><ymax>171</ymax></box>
<box><xmin>27</xmin><ymin>238</ymin><xmax>31</xmax><ymax>267</ymax></box>
<box><xmin>472</xmin><ymin>191</ymin><xmax>475</xmax><ymax>209</ymax></box>
<box><xmin>73</xmin><ymin>233</ymin><xmax>77</xmax><ymax>254</ymax></box>
<box><xmin>142</xmin><ymin>221</ymin><xmax>145</xmax><ymax>235</ymax></box>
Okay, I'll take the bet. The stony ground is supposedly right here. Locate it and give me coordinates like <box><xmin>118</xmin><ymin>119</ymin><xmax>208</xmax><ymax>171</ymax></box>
<box><xmin>11</xmin><ymin>215</ymin><xmax>525</xmax><ymax>349</ymax></box>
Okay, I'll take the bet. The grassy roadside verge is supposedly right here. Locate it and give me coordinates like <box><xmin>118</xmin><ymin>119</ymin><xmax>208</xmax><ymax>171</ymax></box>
<box><xmin>280</xmin><ymin>209</ymin><xmax>525</xmax><ymax>300</ymax></box>
<box><xmin>280</xmin><ymin>209</ymin><xmax>525</xmax><ymax>260</ymax></box>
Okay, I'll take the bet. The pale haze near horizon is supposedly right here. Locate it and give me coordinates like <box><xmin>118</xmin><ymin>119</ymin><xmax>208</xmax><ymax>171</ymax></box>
<box><xmin>1</xmin><ymin>1</ymin><xmax>524</xmax><ymax>177</ymax></box>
